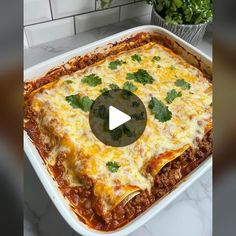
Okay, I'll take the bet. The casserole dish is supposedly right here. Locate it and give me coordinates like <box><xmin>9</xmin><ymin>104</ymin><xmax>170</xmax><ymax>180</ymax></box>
<box><xmin>24</xmin><ymin>25</ymin><xmax>212</xmax><ymax>236</ymax></box>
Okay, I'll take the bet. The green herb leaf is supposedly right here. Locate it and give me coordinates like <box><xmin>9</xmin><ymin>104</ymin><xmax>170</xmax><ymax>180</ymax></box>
<box><xmin>132</xmin><ymin>101</ymin><xmax>139</xmax><ymax>107</ymax></box>
<box><xmin>148</xmin><ymin>97</ymin><xmax>172</xmax><ymax>122</ymax></box>
<box><xmin>109</xmin><ymin>83</ymin><xmax>120</xmax><ymax>90</ymax></box>
<box><xmin>82</xmin><ymin>74</ymin><xmax>102</xmax><ymax>87</ymax></box>
<box><xmin>126</xmin><ymin>69</ymin><xmax>154</xmax><ymax>85</ymax></box>
<box><xmin>108</xmin><ymin>59</ymin><xmax>126</xmax><ymax>70</ymax></box>
<box><xmin>131</xmin><ymin>111</ymin><xmax>145</xmax><ymax>120</ymax></box>
<box><xmin>106</xmin><ymin>161</ymin><xmax>120</xmax><ymax>172</ymax></box>
<box><xmin>65</xmin><ymin>80</ymin><xmax>73</xmax><ymax>84</ymax></box>
<box><xmin>170</xmin><ymin>65</ymin><xmax>176</xmax><ymax>70</ymax></box>
<box><xmin>131</xmin><ymin>54</ymin><xmax>142</xmax><ymax>63</ymax></box>
<box><xmin>65</xmin><ymin>94</ymin><xmax>81</xmax><ymax>108</ymax></box>
<box><xmin>123</xmin><ymin>125</ymin><xmax>135</xmax><ymax>137</ymax></box>
<box><xmin>123</xmin><ymin>81</ymin><xmax>138</xmax><ymax>92</ymax></box>
<box><xmin>110</xmin><ymin>128</ymin><xmax>123</xmax><ymax>140</ymax></box>
<box><xmin>175</xmin><ymin>79</ymin><xmax>191</xmax><ymax>90</ymax></box>
<box><xmin>95</xmin><ymin>105</ymin><xmax>109</xmax><ymax>119</ymax></box>
<box><xmin>126</xmin><ymin>73</ymin><xmax>136</xmax><ymax>80</ymax></box>
<box><xmin>65</xmin><ymin>94</ymin><xmax>93</xmax><ymax>112</ymax></box>
<box><xmin>100</xmin><ymin>88</ymin><xmax>109</xmax><ymax>93</ymax></box>
<box><xmin>153</xmin><ymin>56</ymin><xmax>161</xmax><ymax>61</ymax></box>
<box><xmin>165</xmin><ymin>89</ymin><xmax>182</xmax><ymax>104</ymax></box>
<box><xmin>80</xmin><ymin>96</ymin><xmax>94</xmax><ymax>112</ymax></box>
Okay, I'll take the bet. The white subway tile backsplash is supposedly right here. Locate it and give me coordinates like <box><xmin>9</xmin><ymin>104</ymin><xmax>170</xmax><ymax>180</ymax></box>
<box><xmin>96</xmin><ymin>0</ymin><xmax>134</xmax><ymax>9</ymax></box>
<box><xmin>24</xmin><ymin>0</ymin><xmax>52</xmax><ymax>25</ymax></box>
<box><xmin>25</xmin><ymin>17</ymin><xmax>75</xmax><ymax>47</ymax></box>
<box><xmin>51</xmin><ymin>0</ymin><xmax>95</xmax><ymax>19</ymax></box>
<box><xmin>120</xmin><ymin>1</ymin><xmax>152</xmax><ymax>21</ymax></box>
<box><xmin>75</xmin><ymin>8</ymin><xmax>119</xmax><ymax>33</ymax></box>
<box><xmin>23</xmin><ymin>0</ymin><xmax>153</xmax><ymax>48</ymax></box>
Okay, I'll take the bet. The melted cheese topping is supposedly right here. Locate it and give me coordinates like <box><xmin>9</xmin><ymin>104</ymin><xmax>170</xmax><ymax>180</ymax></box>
<box><xmin>30</xmin><ymin>42</ymin><xmax>212</xmax><ymax>216</ymax></box>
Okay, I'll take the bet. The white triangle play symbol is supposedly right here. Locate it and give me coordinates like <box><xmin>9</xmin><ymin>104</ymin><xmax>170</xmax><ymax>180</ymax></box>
<box><xmin>109</xmin><ymin>106</ymin><xmax>131</xmax><ymax>131</ymax></box>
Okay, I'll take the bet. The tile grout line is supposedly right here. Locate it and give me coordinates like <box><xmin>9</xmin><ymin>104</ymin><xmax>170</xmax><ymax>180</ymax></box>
<box><xmin>73</xmin><ymin>16</ymin><xmax>76</xmax><ymax>35</ymax></box>
<box><xmin>23</xmin><ymin>0</ymin><xmax>148</xmax><ymax>47</ymax></box>
<box><xmin>24</xmin><ymin>2</ymin><xmax>137</xmax><ymax>27</ymax></box>
<box><xmin>48</xmin><ymin>0</ymin><xmax>54</xmax><ymax>20</ymax></box>
<box><xmin>119</xmin><ymin>6</ymin><xmax>121</xmax><ymax>22</ymax></box>
<box><xmin>95</xmin><ymin>0</ymin><xmax>97</xmax><ymax>10</ymax></box>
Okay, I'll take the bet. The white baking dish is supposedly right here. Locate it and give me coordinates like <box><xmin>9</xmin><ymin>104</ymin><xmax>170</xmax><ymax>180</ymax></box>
<box><xmin>24</xmin><ymin>25</ymin><xmax>212</xmax><ymax>236</ymax></box>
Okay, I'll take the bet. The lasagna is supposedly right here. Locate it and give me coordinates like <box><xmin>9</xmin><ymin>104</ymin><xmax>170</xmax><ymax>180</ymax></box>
<box><xmin>24</xmin><ymin>32</ymin><xmax>212</xmax><ymax>231</ymax></box>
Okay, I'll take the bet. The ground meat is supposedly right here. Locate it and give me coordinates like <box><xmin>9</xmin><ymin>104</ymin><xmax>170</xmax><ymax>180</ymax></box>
<box><xmin>24</xmin><ymin>32</ymin><xmax>212</xmax><ymax>231</ymax></box>
<box><xmin>102</xmin><ymin>130</ymin><xmax>212</xmax><ymax>230</ymax></box>
<box><xmin>26</xmin><ymin>112</ymin><xmax>212</xmax><ymax>231</ymax></box>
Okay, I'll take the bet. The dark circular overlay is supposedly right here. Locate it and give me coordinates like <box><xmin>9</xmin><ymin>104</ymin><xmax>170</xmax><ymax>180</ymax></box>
<box><xmin>89</xmin><ymin>89</ymin><xmax>147</xmax><ymax>147</ymax></box>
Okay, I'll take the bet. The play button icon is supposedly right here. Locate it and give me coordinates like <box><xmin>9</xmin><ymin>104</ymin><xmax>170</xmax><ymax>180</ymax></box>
<box><xmin>89</xmin><ymin>89</ymin><xmax>147</xmax><ymax>147</ymax></box>
<box><xmin>109</xmin><ymin>106</ymin><xmax>131</xmax><ymax>130</ymax></box>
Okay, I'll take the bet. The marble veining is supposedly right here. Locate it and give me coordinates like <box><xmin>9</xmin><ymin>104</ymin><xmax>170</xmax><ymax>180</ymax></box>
<box><xmin>24</xmin><ymin>14</ymin><xmax>212</xmax><ymax>236</ymax></box>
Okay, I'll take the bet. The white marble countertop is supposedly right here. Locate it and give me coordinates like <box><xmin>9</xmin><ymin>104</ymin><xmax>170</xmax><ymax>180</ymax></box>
<box><xmin>24</xmin><ymin>15</ymin><xmax>212</xmax><ymax>236</ymax></box>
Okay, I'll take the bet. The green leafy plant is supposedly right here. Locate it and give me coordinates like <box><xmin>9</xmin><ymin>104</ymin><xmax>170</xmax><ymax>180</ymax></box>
<box><xmin>145</xmin><ymin>0</ymin><xmax>212</xmax><ymax>25</ymax></box>
<box><xmin>101</xmin><ymin>0</ymin><xmax>212</xmax><ymax>24</ymax></box>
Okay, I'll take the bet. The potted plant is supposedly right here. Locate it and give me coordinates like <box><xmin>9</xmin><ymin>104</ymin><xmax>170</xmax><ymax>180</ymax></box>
<box><xmin>146</xmin><ymin>0</ymin><xmax>213</xmax><ymax>45</ymax></box>
<box><xmin>101</xmin><ymin>0</ymin><xmax>212</xmax><ymax>46</ymax></box>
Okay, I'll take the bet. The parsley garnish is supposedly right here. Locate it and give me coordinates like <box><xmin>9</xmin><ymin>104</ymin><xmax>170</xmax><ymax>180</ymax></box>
<box><xmin>81</xmin><ymin>74</ymin><xmax>102</xmax><ymax>87</ymax></box>
<box><xmin>170</xmin><ymin>65</ymin><xmax>176</xmax><ymax>70</ymax></box>
<box><xmin>100</xmin><ymin>88</ymin><xmax>109</xmax><ymax>93</ymax></box>
<box><xmin>123</xmin><ymin>81</ymin><xmax>137</xmax><ymax>92</ymax></box>
<box><xmin>126</xmin><ymin>69</ymin><xmax>154</xmax><ymax>85</ymax></box>
<box><xmin>153</xmin><ymin>56</ymin><xmax>161</xmax><ymax>61</ymax></box>
<box><xmin>110</xmin><ymin>128</ymin><xmax>123</xmax><ymax>140</ymax></box>
<box><xmin>132</xmin><ymin>101</ymin><xmax>139</xmax><ymax>107</ymax></box>
<box><xmin>65</xmin><ymin>80</ymin><xmax>73</xmax><ymax>84</ymax></box>
<box><xmin>106</xmin><ymin>161</ymin><xmax>120</xmax><ymax>172</ymax></box>
<box><xmin>149</xmin><ymin>97</ymin><xmax>172</xmax><ymax>122</ymax></box>
<box><xmin>109</xmin><ymin>83</ymin><xmax>120</xmax><ymax>90</ymax></box>
<box><xmin>65</xmin><ymin>94</ymin><xmax>80</xmax><ymax>108</ymax></box>
<box><xmin>108</xmin><ymin>59</ymin><xmax>126</xmax><ymax>70</ymax></box>
<box><xmin>78</xmin><ymin>96</ymin><xmax>94</xmax><ymax>112</ymax></box>
<box><xmin>123</xmin><ymin>125</ymin><xmax>135</xmax><ymax>137</ymax></box>
<box><xmin>131</xmin><ymin>54</ymin><xmax>142</xmax><ymax>63</ymax></box>
<box><xmin>65</xmin><ymin>94</ymin><xmax>93</xmax><ymax>112</ymax></box>
<box><xmin>165</xmin><ymin>89</ymin><xmax>182</xmax><ymax>104</ymax></box>
<box><xmin>131</xmin><ymin>111</ymin><xmax>145</xmax><ymax>121</ymax></box>
<box><xmin>175</xmin><ymin>79</ymin><xmax>191</xmax><ymax>90</ymax></box>
<box><xmin>95</xmin><ymin>105</ymin><xmax>109</xmax><ymax>119</ymax></box>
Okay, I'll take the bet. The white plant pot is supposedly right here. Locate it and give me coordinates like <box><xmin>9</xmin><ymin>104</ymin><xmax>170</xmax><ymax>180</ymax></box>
<box><xmin>151</xmin><ymin>8</ymin><xmax>208</xmax><ymax>46</ymax></box>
